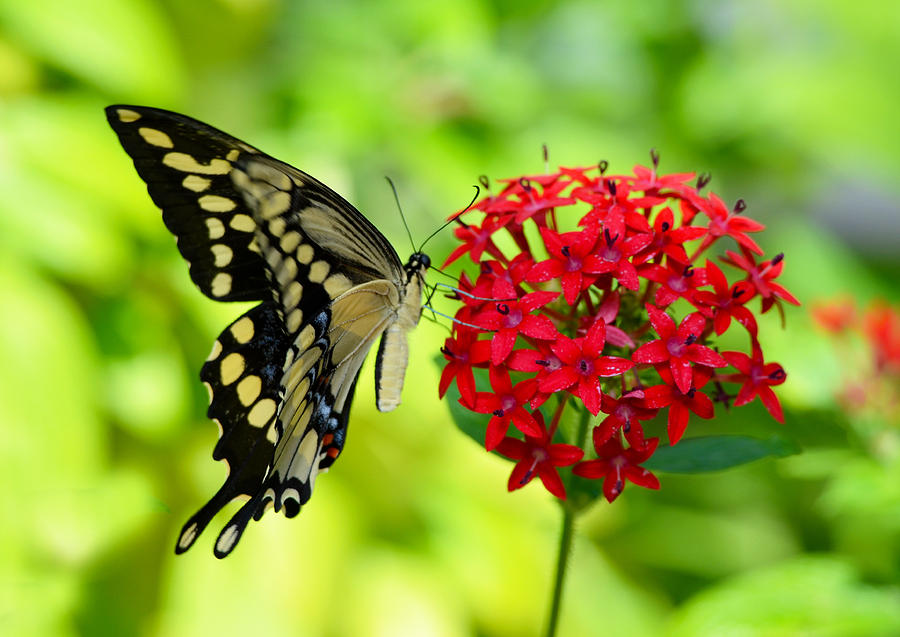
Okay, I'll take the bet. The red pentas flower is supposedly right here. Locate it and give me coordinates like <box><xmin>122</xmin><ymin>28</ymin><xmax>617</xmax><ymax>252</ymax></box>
<box><xmin>573</xmin><ymin>430</ymin><xmax>660</xmax><ymax>503</ymax></box>
<box><xmin>495</xmin><ymin>411</ymin><xmax>584</xmax><ymax>499</ymax></box>
<box><xmin>644</xmin><ymin>366</ymin><xmax>716</xmax><ymax>444</ymax></box>
<box><xmin>694</xmin><ymin>194</ymin><xmax>765</xmax><ymax>255</ymax></box>
<box><xmin>722</xmin><ymin>247</ymin><xmax>800</xmax><ymax>315</ymax></box>
<box><xmin>637</xmin><ymin>258</ymin><xmax>708</xmax><ymax>307</ymax></box>
<box><xmin>438</xmin><ymin>152</ymin><xmax>794</xmax><ymax>503</ymax></box>
<box><xmin>595</xmin><ymin>389</ymin><xmax>658</xmax><ymax>447</ymax></box>
<box><xmin>862</xmin><ymin>303</ymin><xmax>900</xmax><ymax>372</ymax></box>
<box><xmin>528</xmin><ymin>226</ymin><xmax>603</xmax><ymax>305</ymax></box>
<box><xmin>719</xmin><ymin>344</ymin><xmax>787</xmax><ymax>423</ymax></box>
<box><xmin>537</xmin><ymin>321</ymin><xmax>633</xmax><ymax>415</ymax></box>
<box><xmin>632</xmin><ymin>304</ymin><xmax>727</xmax><ymax>394</ymax></box>
<box><xmin>474</xmin><ymin>367</ymin><xmax>543</xmax><ymax>450</ymax></box>
<box><xmin>814</xmin><ymin>298</ymin><xmax>900</xmax><ymax>423</ymax></box>
<box><xmin>473</xmin><ymin>290</ymin><xmax>559</xmax><ymax>366</ymax></box>
<box><xmin>694</xmin><ymin>259</ymin><xmax>758</xmax><ymax>336</ymax></box>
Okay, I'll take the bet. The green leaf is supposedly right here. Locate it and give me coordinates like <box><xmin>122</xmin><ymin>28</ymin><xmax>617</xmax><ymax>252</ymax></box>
<box><xmin>644</xmin><ymin>434</ymin><xmax>801</xmax><ymax>474</ymax></box>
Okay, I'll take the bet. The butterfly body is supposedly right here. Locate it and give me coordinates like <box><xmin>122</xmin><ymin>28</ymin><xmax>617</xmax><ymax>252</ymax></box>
<box><xmin>106</xmin><ymin>105</ymin><xmax>427</xmax><ymax>557</ymax></box>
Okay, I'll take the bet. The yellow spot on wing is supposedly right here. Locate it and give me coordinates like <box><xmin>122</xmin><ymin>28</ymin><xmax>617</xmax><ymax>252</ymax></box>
<box><xmin>248</xmin><ymin>398</ymin><xmax>276</xmax><ymax>427</ymax></box>
<box><xmin>220</xmin><ymin>352</ymin><xmax>245</xmax><ymax>385</ymax></box>
<box><xmin>211</xmin><ymin>244</ymin><xmax>233</xmax><ymax>267</ymax></box>
<box><xmin>296</xmin><ymin>244</ymin><xmax>314</xmax><ymax>264</ymax></box>
<box><xmin>226</xmin><ymin>149</ymin><xmax>240</xmax><ymax>161</ymax></box>
<box><xmin>268</xmin><ymin>218</ymin><xmax>287</xmax><ymax>237</ymax></box>
<box><xmin>183</xmin><ymin>175</ymin><xmax>211</xmax><ymax>192</ymax></box>
<box><xmin>283</xmin><ymin>281</ymin><xmax>303</xmax><ymax>309</ymax></box>
<box><xmin>229</xmin><ymin>214</ymin><xmax>255</xmax><ymax>232</ymax></box>
<box><xmin>308</xmin><ymin>260</ymin><xmax>330</xmax><ymax>283</ymax></box>
<box><xmin>215</xmin><ymin>525</ymin><xmax>240</xmax><ymax>555</ymax></box>
<box><xmin>211</xmin><ymin>272</ymin><xmax>232</xmax><ymax>297</ymax></box>
<box><xmin>259</xmin><ymin>191</ymin><xmax>291</xmax><ymax>219</ymax></box>
<box><xmin>117</xmin><ymin>108</ymin><xmax>141</xmax><ymax>122</ymax></box>
<box><xmin>139</xmin><ymin>127</ymin><xmax>174</xmax><ymax>148</ymax></box>
<box><xmin>276</xmin><ymin>257</ymin><xmax>298</xmax><ymax>286</ymax></box>
<box><xmin>178</xmin><ymin>523</ymin><xmax>199</xmax><ymax>550</ymax></box>
<box><xmin>207</xmin><ymin>340</ymin><xmax>223</xmax><ymax>361</ymax></box>
<box><xmin>199</xmin><ymin>195</ymin><xmax>237</xmax><ymax>212</ymax></box>
<box><xmin>286</xmin><ymin>308</ymin><xmax>303</xmax><ymax>333</ymax></box>
<box><xmin>324</xmin><ymin>274</ymin><xmax>352</xmax><ymax>299</ymax></box>
<box><xmin>230</xmin><ymin>316</ymin><xmax>255</xmax><ymax>344</ymax></box>
<box><xmin>163</xmin><ymin>152</ymin><xmax>230</xmax><ymax>175</ymax></box>
<box><xmin>237</xmin><ymin>375</ymin><xmax>262</xmax><ymax>406</ymax></box>
<box><xmin>297</xmin><ymin>324</ymin><xmax>316</xmax><ymax>350</ymax></box>
<box><xmin>280</xmin><ymin>231</ymin><xmax>302</xmax><ymax>253</ymax></box>
<box><xmin>282</xmin><ymin>348</ymin><xmax>295</xmax><ymax>372</ymax></box>
<box><xmin>206</xmin><ymin>217</ymin><xmax>225</xmax><ymax>239</ymax></box>
<box><xmin>246</xmin><ymin>161</ymin><xmax>292</xmax><ymax>190</ymax></box>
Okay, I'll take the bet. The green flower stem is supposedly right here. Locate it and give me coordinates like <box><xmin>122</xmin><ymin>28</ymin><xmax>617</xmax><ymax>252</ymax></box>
<box><xmin>544</xmin><ymin>505</ymin><xmax>574</xmax><ymax>637</ymax></box>
<box><xmin>544</xmin><ymin>407</ymin><xmax>592</xmax><ymax>637</ymax></box>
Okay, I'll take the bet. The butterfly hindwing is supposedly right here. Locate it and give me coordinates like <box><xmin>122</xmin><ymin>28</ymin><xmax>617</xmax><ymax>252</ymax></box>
<box><xmin>260</xmin><ymin>280</ymin><xmax>401</xmax><ymax>518</ymax></box>
<box><xmin>175</xmin><ymin>301</ymin><xmax>290</xmax><ymax>554</ymax></box>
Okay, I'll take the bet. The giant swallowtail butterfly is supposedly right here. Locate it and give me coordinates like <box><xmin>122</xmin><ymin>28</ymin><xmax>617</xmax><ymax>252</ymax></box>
<box><xmin>106</xmin><ymin>105</ymin><xmax>429</xmax><ymax>558</ymax></box>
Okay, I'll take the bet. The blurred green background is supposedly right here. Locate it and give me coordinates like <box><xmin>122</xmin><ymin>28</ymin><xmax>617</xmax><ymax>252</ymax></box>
<box><xmin>1</xmin><ymin>1</ymin><xmax>899</xmax><ymax>636</ymax></box>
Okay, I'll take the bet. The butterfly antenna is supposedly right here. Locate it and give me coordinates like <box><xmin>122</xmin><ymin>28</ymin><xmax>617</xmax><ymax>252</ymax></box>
<box><xmin>432</xmin><ymin>281</ymin><xmax>516</xmax><ymax>302</ymax></box>
<box><xmin>385</xmin><ymin>176</ymin><xmax>417</xmax><ymax>255</ymax></box>
<box><xmin>423</xmin><ymin>305</ymin><xmax>494</xmax><ymax>332</ymax></box>
<box><xmin>428</xmin><ymin>265</ymin><xmax>464</xmax><ymax>285</ymax></box>
<box><xmin>417</xmin><ymin>185</ymin><xmax>480</xmax><ymax>253</ymax></box>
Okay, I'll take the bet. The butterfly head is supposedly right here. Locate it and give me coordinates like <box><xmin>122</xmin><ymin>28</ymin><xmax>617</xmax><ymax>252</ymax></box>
<box><xmin>405</xmin><ymin>252</ymin><xmax>431</xmax><ymax>280</ymax></box>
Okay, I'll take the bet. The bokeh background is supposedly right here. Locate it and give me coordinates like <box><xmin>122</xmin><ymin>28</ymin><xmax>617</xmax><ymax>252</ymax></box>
<box><xmin>1</xmin><ymin>1</ymin><xmax>899</xmax><ymax>636</ymax></box>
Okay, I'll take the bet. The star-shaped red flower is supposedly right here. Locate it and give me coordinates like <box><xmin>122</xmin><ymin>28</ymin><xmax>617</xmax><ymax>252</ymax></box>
<box><xmin>443</xmin><ymin>215</ymin><xmax>508</xmax><ymax>267</ymax></box>
<box><xmin>695</xmin><ymin>193</ymin><xmax>765</xmax><ymax>255</ymax></box>
<box><xmin>582</xmin><ymin>228</ymin><xmax>653</xmax><ymax>291</ymax></box>
<box><xmin>537</xmin><ymin>321</ymin><xmax>633</xmax><ymax>415</ymax></box>
<box><xmin>632</xmin><ymin>304</ymin><xmax>727</xmax><ymax>394</ymax></box>
<box><xmin>473</xmin><ymin>367</ymin><xmax>543</xmax><ymax>450</ymax></box>
<box><xmin>495</xmin><ymin>412</ymin><xmax>584</xmax><ymax>499</ymax></box>
<box><xmin>595</xmin><ymin>389</ymin><xmax>659</xmax><ymax>447</ymax></box>
<box><xmin>693</xmin><ymin>259</ymin><xmax>758</xmax><ymax>336</ymax></box>
<box><xmin>643</xmin><ymin>366</ymin><xmax>716</xmax><ymax>444</ymax></box>
<box><xmin>638</xmin><ymin>258</ymin><xmax>708</xmax><ymax>307</ymax></box>
<box><xmin>573</xmin><ymin>432</ymin><xmax>660</xmax><ymax>503</ymax></box>
<box><xmin>719</xmin><ymin>344</ymin><xmax>787</xmax><ymax>423</ymax></box>
<box><xmin>722</xmin><ymin>248</ymin><xmax>800</xmax><ymax>315</ymax></box>
<box><xmin>474</xmin><ymin>290</ymin><xmax>560</xmax><ymax>366</ymax></box>
<box><xmin>634</xmin><ymin>205</ymin><xmax>707</xmax><ymax>265</ymax></box>
<box><xmin>527</xmin><ymin>225</ymin><xmax>602</xmax><ymax>305</ymax></box>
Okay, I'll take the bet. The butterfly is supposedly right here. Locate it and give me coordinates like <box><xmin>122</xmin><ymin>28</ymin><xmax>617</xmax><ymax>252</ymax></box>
<box><xmin>106</xmin><ymin>105</ymin><xmax>430</xmax><ymax>558</ymax></box>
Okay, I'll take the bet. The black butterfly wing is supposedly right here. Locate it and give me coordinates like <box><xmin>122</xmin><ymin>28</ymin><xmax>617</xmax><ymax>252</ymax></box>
<box><xmin>106</xmin><ymin>105</ymin><xmax>272</xmax><ymax>301</ymax></box>
<box><xmin>175</xmin><ymin>301</ymin><xmax>290</xmax><ymax>553</ymax></box>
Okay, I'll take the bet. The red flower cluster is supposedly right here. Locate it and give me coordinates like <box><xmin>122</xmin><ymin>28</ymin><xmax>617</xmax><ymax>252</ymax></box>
<box><xmin>812</xmin><ymin>298</ymin><xmax>900</xmax><ymax>420</ymax></box>
<box><xmin>439</xmin><ymin>154</ymin><xmax>797</xmax><ymax>503</ymax></box>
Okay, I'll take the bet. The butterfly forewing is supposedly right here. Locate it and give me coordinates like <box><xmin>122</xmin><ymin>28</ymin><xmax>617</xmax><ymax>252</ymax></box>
<box><xmin>107</xmin><ymin>105</ymin><xmax>426</xmax><ymax>558</ymax></box>
<box><xmin>105</xmin><ymin>106</ymin><xmax>270</xmax><ymax>301</ymax></box>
